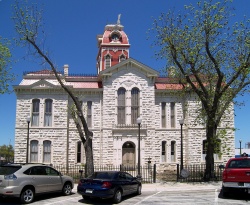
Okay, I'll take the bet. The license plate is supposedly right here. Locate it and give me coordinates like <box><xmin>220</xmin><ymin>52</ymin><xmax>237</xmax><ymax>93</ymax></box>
<box><xmin>85</xmin><ymin>189</ymin><xmax>93</xmax><ymax>194</ymax></box>
<box><xmin>244</xmin><ymin>183</ymin><xmax>250</xmax><ymax>187</ymax></box>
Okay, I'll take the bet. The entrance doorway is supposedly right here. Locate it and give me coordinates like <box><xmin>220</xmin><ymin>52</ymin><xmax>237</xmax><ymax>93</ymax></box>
<box><xmin>122</xmin><ymin>142</ymin><xmax>135</xmax><ymax>167</ymax></box>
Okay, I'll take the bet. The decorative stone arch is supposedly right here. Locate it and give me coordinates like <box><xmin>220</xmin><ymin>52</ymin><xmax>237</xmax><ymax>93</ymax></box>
<box><xmin>122</xmin><ymin>141</ymin><xmax>135</xmax><ymax>167</ymax></box>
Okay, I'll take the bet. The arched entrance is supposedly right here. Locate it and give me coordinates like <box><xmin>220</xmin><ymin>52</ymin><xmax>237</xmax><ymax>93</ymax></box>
<box><xmin>122</xmin><ymin>142</ymin><xmax>135</xmax><ymax>167</ymax></box>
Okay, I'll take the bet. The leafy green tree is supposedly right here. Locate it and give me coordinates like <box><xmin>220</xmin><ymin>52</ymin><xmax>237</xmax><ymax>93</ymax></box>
<box><xmin>150</xmin><ymin>0</ymin><xmax>250</xmax><ymax>181</ymax></box>
<box><xmin>0</xmin><ymin>37</ymin><xmax>15</xmax><ymax>94</ymax></box>
<box><xmin>0</xmin><ymin>144</ymin><xmax>14</xmax><ymax>163</ymax></box>
<box><xmin>12</xmin><ymin>1</ymin><xmax>94</xmax><ymax>176</ymax></box>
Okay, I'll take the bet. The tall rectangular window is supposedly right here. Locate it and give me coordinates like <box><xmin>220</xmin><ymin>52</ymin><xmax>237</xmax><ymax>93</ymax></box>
<box><xmin>32</xmin><ymin>99</ymin><xmax>40</xmax><ymax>126</ymax></box>
<box><xmin>161</xmin><ymin>141</ymin><xmax>166</xmax><ymax>162</ymax></box>
<box><xmin>30</xmin><ymin>140</ymin><xmax>38</xmax><ymax>162</ymax></box>
<box><xmin>77</xmin><ymin>141</ymin><xmax>84</xmax><ymax>163</ymax></box>
<box><xmin>170</xmin><ymin>102</ymin><xmax>175</xmax><ymax>128</ymax></box>
<box><xmin>44</xmin><ymin>99</ymin><xmax>52</xmax><ymax>126</ymax></box>
<box><xmin>43</xmin><ymin>140</ymin><xmax>51</xmax><ymax>163</ymax></box>
<box><xmin>105</xmin><ymin>55</ymin><xmax>111</xmax><ymax>69</ymax></box>
<box><xmin>161</xmin><ymin>102</ymin><xmax>166</xmax><ymax>128</ymax></box>
<box><xmin>131</xmin><ymin>88</ymin><xmax>139</xmax><ymax>124</ymax></box>
<box><xmin>87</xmin><ymin>101</ymin><xmax>92</xmax><ymax>127</ymax></box>
<box><xmin>118</xmin><ymin>88</ymin><xmax>126</xmax><ymax>124</ymax></box>
<box><xmin>171</xmin><ymin>141</ymin><xmax>176</xmax><ymax>162</ymax></box>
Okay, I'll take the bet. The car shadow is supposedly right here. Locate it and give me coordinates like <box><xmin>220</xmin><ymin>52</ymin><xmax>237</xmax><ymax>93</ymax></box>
<box><xmin>78</xmin><ymin>194</ymin><xmax>136</xmax><ymax>204</ymax></box>
<box><xmin>0</xmin><ymin>192</ymin><xmax>77</xmax><ymax>205</ymax></box>
<box><xmin>218</xmin><ymin>189</ymin><xmax>250</xmax><ymax>201</ymax></box>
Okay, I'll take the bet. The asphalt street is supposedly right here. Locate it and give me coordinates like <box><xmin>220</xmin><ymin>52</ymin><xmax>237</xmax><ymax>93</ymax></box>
<box><xmin>0</xmin><ymin>182</ymin><xmax>250</xmax><ymax>205</ymax></box>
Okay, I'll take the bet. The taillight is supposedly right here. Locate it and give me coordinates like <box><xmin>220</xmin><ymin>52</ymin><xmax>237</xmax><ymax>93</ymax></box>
<box><xmin>4</xmin><ymin>174</ymin><xmax>17</xmax><ymax>180</ymax></box>
<box><xmin>102</xmin><ymin>181</ymin><xmax>112</xmax><ymax>188</ymax></box>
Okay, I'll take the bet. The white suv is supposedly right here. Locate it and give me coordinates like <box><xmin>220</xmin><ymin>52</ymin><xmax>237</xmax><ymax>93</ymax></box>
<box><xmin>0</xmin><ymin>163</ymin><xmax>74</xmax><ymax>204</ymax></box>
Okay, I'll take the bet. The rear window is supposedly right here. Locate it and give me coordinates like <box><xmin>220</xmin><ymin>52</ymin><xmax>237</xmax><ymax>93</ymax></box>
<box><xmin>228</xmin><ymin>159</ymin><xmax>250</xmax><ymax>168</ymax></box>
<box><xmin>0</xmin><ymin>166</ymin><xmax>21</xmax><ymax>175</ymax></box>
<box><xmin>88</xmin><ymin>172</ymin><xmax>115</xmax><ymax>179</ymax></box>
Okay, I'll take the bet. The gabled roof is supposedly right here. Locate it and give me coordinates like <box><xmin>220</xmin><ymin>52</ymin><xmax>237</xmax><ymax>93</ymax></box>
<box><xmin>99</xmin><ymin>57</ymin><xmax>159</xmax><ymax>78</ymax></box>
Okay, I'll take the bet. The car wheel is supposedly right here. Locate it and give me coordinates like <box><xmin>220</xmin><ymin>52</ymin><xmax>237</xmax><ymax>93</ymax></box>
<box><xmin>136</xmin><ymin>185</ymin><xmax>142</xmax><ymax>195</ymax></box>
<box><xmin>83</xmin><ymin>195</ymin><xmax>90</xmax><ymax>200</ymax></box>
<box><xmin>222</xmin><ymin>186</ymin><xmax>230</xmax><ymax>197</ymax></box>
<box><xmin>112</xmin><ymin>189</ymin><xmax>122</xmax><ymax>204</ymax></box>
<box><xmin>62</xmin><ymin>183</ymin><xmax>72</xmax><ymax>196</ymax></box>
<box><xmin>20</xmin><ymin>187</ymin><xmax>35</xmax><ymax>204</ymax></box>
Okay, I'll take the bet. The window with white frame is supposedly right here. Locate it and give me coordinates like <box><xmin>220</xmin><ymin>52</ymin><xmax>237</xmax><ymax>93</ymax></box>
<box><xmin>76</xmin><ymin>141</ymin><xmax>85</xmax><ymax>163</ymax></box>
<box><xmin>119</xmin><ymin>54</ymin><xmax>126</xmax><ymax>62</ymax></box>
<box><xmin>202</xmin><ymin>139</ymin><xmax>221</xmax><ymax>161</ymax></box>
<box><xmin>87</xmin><ymin>101</ymin><xmax>92</xmax><ymax>127</ymax></box>
<box><xmin>131</xmin><ymin>88</ymin><xmax>140</xmax><ymax>124</ymax></box>
<box><xmin>161</xmin><ymin>141</ymin><xmax>167</xmax><ymax>162</ymax></box>
<box><xmin>105</xmin><ymin>55</ymin><xmax>111</xmax><ymax>69</ymax></box>
<box><xmin>32</xmin><ymin>99</ymin><xmax>40</xmax><ymax>126</ymax></box>
<box><xmin>44</xmin><ymin>99</ymin><xmax>52</xmax><ymax>126</ymax></box>
<box><xmin>170</xmin><ymin>102</ymin><xmax>175</xmax><ymax>128</ymax></box>
<box><xmin>118</xmin><ymin>88</ymin><xmax>126</xmax><ymax>124</ymax></box>
<box><xmin>161</xmin><ymin>102</ymin><xmax>166</xmax><ymax>128</ymax></box>
<box><xmin>43</xmin><ymin>140</ymin><xmax>51</xmax><ymax>163</ymax></box>
<box><xmin>171</xmin><ymin>141</ymin><xmax>176</xmax><ymax>162</ymax></box>
<box><xmin>30</xmin><ymin>140</ymin><xmax>38</xmax><ymax>162</ymax></box>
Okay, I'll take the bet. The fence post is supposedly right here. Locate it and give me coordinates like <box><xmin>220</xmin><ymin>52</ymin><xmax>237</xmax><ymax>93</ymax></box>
<box><xmin>153</xmin><ymin>163</ymin><xmax>156</xmax><ymax>183</ymax></box>
<box><xmin>177</xmin><ymin>164</ymin><xmax>179</xmax><ymax>182</ymax></box>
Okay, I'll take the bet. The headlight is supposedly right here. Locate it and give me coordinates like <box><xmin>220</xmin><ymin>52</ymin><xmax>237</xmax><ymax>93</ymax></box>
<box><xmin>4</xmin><ymin>174</ymin><xmax>17</xmax><ymax>180</ymax></box>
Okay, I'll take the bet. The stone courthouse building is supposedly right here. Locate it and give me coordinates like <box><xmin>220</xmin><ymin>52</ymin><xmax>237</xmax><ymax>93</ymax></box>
<box><xmin>14</xmin><ymin>19</ymin><xmax>235</xmax><ymax>169</ymax></box>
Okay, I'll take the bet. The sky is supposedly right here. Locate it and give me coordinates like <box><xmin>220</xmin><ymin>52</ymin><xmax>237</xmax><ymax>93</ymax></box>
<box><xmin>0</xmin><ymin>0</ymin><xmax>250</xmax><ymax>149</ymax></box>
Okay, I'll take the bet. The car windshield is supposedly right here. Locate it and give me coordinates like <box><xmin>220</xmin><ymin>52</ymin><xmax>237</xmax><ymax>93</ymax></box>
<box><xmin>0</xmin><ymin>166</ymin><xmax>21</xmax><ymax>175</ymax></box>
<box><xmin>228</xmin><ymin>159</ymin><xmax>250</xmax><ymax>168</ymax></box>
<box><xmin>88</xmin><ymin>172</ymin><xmax>115</xmax><ymax>179</ymax></box>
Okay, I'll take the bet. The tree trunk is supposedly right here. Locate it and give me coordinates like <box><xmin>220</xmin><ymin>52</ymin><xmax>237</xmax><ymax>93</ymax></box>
<box><xmin>84</xmin><ymin>137</ymin><xmax>94</xmax><ymax>177</ymax></box>
<box><xmin>204</xmin><ymin>123</ymin><xmax>217</xmax><ymax>181</ymax></box>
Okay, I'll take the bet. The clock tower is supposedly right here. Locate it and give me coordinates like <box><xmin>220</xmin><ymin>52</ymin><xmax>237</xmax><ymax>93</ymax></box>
<box><xmin>96</xmin><ymin>15</ymin><xmax>130</xmax><ymax>74</ymax></box>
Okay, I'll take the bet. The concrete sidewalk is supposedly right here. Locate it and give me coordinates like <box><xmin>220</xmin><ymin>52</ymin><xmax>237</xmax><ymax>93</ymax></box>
<box><xmin>140</xmin><ymin>181</ymin><xmax>222</xmax><ymax>192</ymax></box>
<box><xmin>73</xmin><ymin>181</ymin><xmax>222</xmax><ymax>193</ymax></box>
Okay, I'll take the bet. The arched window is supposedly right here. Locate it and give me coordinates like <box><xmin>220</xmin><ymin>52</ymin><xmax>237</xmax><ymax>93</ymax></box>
<box><xmin>118</xmin><ymin>88</ymin><xmax>126</xmax><ymax>124</ymax></box>
<box><xmin>43</xmin><ymin>140</ymin><xmax>51</xmax><ymax>163</ymax></box>
<box><xmin>30</xmin><ymin>140</ymin><xmax>38</xmax><ymax>162</ymax></box>
<box><xmin>131</xmin><ymin>88</ymin><xmax>140</xmax><ymax>124</ymax></box>
<box><xmin>32</xmin><ymin>99</ymin><xmax>40</xmax><ymax>126</ymax></box>
<box><xmin>119</xmin><ymin>54</ymin><xmax>126</xmax><ymax>62</ymax></box>
<box><xmin>161</xmin><ymin>141</ymin><xmax>167</xmax><ymax>162</ymax></box>
<box><xmin>171</xmin><ymin>141</ymin><xmax>176</xmax><ymax>162</ymax></box>
<box><xmin>44</xmin><ymin>99</ymin><xmax>52</xmax><ymax>126</ymax></box>
<box><xmin>105</xmin><ymin>55</ymin><xmax>111</xmax><ymax>69</ymax></box>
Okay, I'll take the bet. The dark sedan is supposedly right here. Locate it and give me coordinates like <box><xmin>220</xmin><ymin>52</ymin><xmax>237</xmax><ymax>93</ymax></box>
<box><xmin>77</xmin><ymin>171</ymin><xmax>142</xmax><ymax>203</ymax></box>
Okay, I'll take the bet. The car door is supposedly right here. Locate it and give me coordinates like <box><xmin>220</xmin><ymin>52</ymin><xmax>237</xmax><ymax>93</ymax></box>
<box><xmin>124</xmin><ymin>172</ymin><xmax>138</xmax><ymax>194</ymax></box>
<box><xmin>29</xmin><ymin>166</ymin><xmax>50</xmax><ymax>193</ymax></box>
<box><xmin>45</xmin><ymin>166</ymin><xmax>63</xmax><ymax>191</ymax></box>
<box><xmin>118</xmin><ymin>172</ymin><xmax>129</xmax><ymax>195</ymax></box>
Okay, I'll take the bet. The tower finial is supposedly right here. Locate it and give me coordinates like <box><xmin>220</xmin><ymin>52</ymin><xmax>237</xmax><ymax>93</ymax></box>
<box><xmin>117</xmin><ymin>14</ymin><xmax>121</xmax><ymax>25</ymax></box>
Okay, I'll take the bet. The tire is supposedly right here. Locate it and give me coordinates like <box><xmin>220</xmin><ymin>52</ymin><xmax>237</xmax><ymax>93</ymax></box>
<box><xmin>83</xmin><ymin>195</ymin><xmax>90</xmax><ymax>200</ymax></box>
<box><xmin>62</xmin><ymin>183</ymin><xmax>72</xmax><ymax>196</ymax></box>
<box><xmin>112</xmin><ymin>189</ymin><xmax>122</xmax><ymax>204</ymax></box>
<box><xmin>136</xmin><ymin>185</ymin><xmax>142</xmax><ymax>195</ymax></box>
<box><xmin>222</xmin><ymin>186</ymin><xmax>230</xmax><ymax>197</ymax></box>
<box><xmin>20</xmin><ymin>187</ymin><xmax>35</xmax><ymax>204</ymax></box>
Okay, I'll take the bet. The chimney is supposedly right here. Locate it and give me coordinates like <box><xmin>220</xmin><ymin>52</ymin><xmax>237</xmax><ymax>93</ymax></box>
<box><xmin>64</xmin><ymin>64</ymin><xmax>69</xmax><ymax>77</ymax></box>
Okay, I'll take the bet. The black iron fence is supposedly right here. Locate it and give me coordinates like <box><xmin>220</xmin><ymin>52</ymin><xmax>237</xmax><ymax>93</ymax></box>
<box><xmin>52</xmin><ymin>163</ymin><xmax>224</xmax><ymax>183</ymax></box>
<box><xmin>53</xmin><ymin>164</ymin><xmax>156</xmax><ymax>183</ymax></box>
<box><xmin>177</xmin><ymin>163</ymin><xmax>224</xmax><ymax>182</ymax></box>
